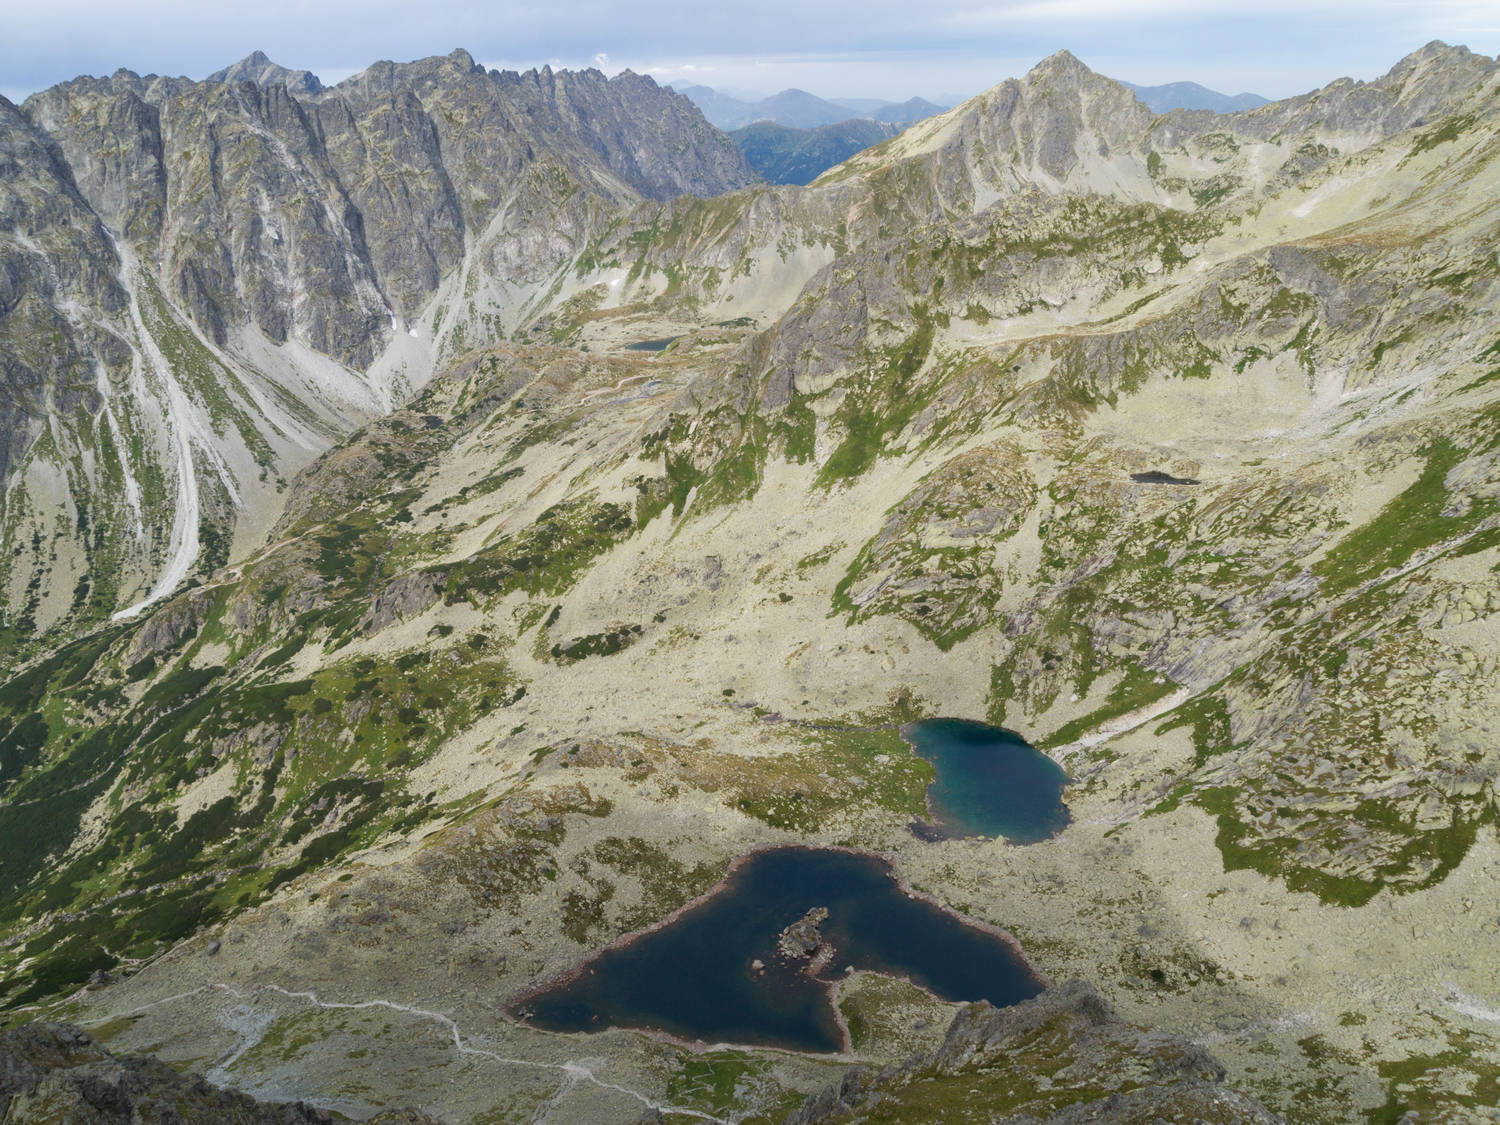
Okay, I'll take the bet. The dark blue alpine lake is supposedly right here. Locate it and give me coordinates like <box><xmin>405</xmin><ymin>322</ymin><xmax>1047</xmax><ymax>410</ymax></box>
<box><xmin>902</xmin><ymin>719</ymin><xmax>1070</xmax><ymax>842</ymax></box>
<box><xmin>508</xmin><ymin>846</ymin><xmax>1043</xmax><ymax>1052</ymax></box>
<box><xmin>622</xmin><ymin>335</ymin><xmax>679</xmax><ymax>351</ymax></box>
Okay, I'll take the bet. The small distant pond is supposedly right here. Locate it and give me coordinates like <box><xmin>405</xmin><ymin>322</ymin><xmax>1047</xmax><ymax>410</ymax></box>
<box><xmin>902</xmin><ymin>719</ymin><xmax>1070</xmax><ymax>843</ymax></box>
<box><xmin>1131</xmin><ymin>470</ymin><xmax>1200</xmax><ymax>485</ymax></box>
<box><xmin>623</xmin><ymin>336</ymin><xmax>679</xmax><ymax>352</ymax></box>
<box><xmin>507</xmin><ymin>846</ymin><xmax>1044</xmax><ymax>1052</ymax></box>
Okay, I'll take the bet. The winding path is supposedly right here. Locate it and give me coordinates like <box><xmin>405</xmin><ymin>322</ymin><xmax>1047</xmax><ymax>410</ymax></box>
<box><xmin>92</xmin><ymin>981</ymin><xmax>730</xmax><ymax>1123</ymax></box>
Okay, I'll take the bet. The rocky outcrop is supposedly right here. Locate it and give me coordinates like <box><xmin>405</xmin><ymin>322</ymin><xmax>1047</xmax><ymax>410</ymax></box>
<box><xmin>26</xmin><ymin>51</ymin><xmax>754</xmax><ymax>356</ymax></box>
<box><xmin>782</xmin><ymin>981</ymin><xmax>1285</xmax><ymax>1124</ymax></box>
<box><xmin>837</xmin><ymin>444</ymin><xmax>1037</xmax><ymax>649</ymax></box>
<box><xmin>360</xmin><ymin>571</ymin><xmax>446</xmax><ymax>634</ymax></box>
<box><xmin>0</xmin><ymin>1021</ymin><xmax>437</xmax><ymax>1123</ymax></box>
<box><xmin>129</xmin><ymin>588</ymin><xmax>215</xmax><ymax>659</ymax></box>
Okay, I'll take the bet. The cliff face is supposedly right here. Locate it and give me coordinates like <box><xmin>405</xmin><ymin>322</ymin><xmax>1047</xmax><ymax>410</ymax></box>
<box><xmin>0</xmin><ymin>97</ymin><xmax>127</xmax><ymax>487</ymax></box>
<box><xmin>26</xmin><ymin>49</ymin><xmax>753</xmax><ymax>358</ymax></box>
<box><xmin>0</xmin><ymin>51</ymin><xmax>754</xmax><ymax>647</ymax></box>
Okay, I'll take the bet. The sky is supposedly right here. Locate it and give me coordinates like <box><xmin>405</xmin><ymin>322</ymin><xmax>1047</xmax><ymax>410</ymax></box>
<box><xmin>2</xmin><ymin>0</ymin><xmax>1499</xmax><ymax>106</ymax></box>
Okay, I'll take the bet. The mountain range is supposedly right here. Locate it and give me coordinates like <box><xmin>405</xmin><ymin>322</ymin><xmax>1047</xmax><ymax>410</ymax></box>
<box><xmin>678</xmin><ymin>78</ymin><xmax>1270</xmax><ymax>131</ymax></box>
<box><xmin>1122</xmin><ymin>79</ymin><xmax>1271</xmax><ymax>113</ymax></box>
<box><xmin>730</xmin><ymin>118</ymin><xmax>904</xmax><ymax>184</ymax></box>
<box><xmin>1</xmin><ymin>39</ymin><xmax>1499</xmax><ymax>1125</ymax></box>
<box><xmin>675</xmin><ymin>82</ymin><xmax>949</xmax><ymax>129</ymax></box>
<box><xmin>681</xmin><ymin>77</ymin><xmax>1274</xmax><ymax>186</ymax></box>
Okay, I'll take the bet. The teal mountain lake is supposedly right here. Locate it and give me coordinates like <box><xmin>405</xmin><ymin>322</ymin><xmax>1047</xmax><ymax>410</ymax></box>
<box><xmin>902</xmin><ymin>719</ymin><xmax>1071</xmax><ymax>842</ymax></box>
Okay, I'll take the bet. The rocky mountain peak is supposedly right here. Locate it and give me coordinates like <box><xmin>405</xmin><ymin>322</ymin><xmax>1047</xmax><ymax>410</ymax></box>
<box><xmin>1024</xmin><ymin>48</ymin><xmax>1096</xmax><ymax>87</ymax></box>
<box><xmin>1018</xmin><ymin>48</ymin><xmax>1144</xmax><ymax>112</ymax></box>
<box><xmin>609</xmin><ymin>68</ymin><xmax>664</xmax><ymax>93</ymax></box>
<box><xmin>445</xmin><ymin>46</ymin><xmax>480</xmax><ymax>73</ymax></box>
<box><xmin>1378</xmin><ymin>39</ymin><xmax>1496</xmax><ymax>99</ymax></box>
<box><xmin>1401</xmin><ymin>39</ymin><xmax>1478</xmax><ymax>67</ymax></box>
<box><xmin>207</xmin><ymin>49</ymin><xmax>323</xmax><ymax>94</ymax></box>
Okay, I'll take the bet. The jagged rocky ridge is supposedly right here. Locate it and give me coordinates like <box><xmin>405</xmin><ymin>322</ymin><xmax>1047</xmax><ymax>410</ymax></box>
<box><xmin>0</xmin><ymin>49</ymin><xmax>752</xmax><ymax>647</ymax></box>
<box><xmin>2</xmin><ymin>39</ymin><xmax>1500</xmax><ymax>1125</ymax></box>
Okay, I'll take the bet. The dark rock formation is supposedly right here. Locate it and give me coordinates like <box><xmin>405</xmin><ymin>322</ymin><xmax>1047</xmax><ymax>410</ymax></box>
<box><xmin>782</xmin><ymin>980</ymin><xmax>1286</xmax><ymax>1124</ymax></box>
<box><xmin>129</xmin><ymin>588</ymin><xmax>215</xmax><ymax>658</ymax></box>
<box><xmin>0</xmin><ymin>1021</ymin><xmax>437</xmax><ymax>1123</ymax></box>
<box><xmin>360</xmin><ymin>571</ymin><xmax>446</xmax><ymax>634</ymax></box>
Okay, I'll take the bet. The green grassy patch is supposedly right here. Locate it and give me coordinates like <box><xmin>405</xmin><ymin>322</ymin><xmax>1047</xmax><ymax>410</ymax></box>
<box><xmin>1314</xmin><ymin>440</ymin><xmax>1482</xmax><ymax>595</ymax></box>
<box><xmin>727</xmin><ymin>727</ymin><xmax>934</xmax><ymax>832</ymax></box>
<box><xmin>1194</xmin><ymin>786</ymin><xmax>1488</xmax><ymax>907</ymax></box>
<box><xmin>1039</xmin><ymin>663</ymin><xmax>1177</xmax><ymax>749</ymax></box>
<box><xmin>817</xmin><ymin>313</ymin><xmax>936</xmax><ymax>486</ymax></box>
<box><xmin>1408</xmin><ymin>113</ymin><xmax>1477</xmax><ymax>158</ymax></box>
<box><xmin>446</xmin><ymin>498</ymin><xmax>632</xmax><ymax>604</ymax></box>
<box><xmin>1366</xmin><ymin>1031</ymin><xmax>1500</xmax><ymax>1124</ymax></box>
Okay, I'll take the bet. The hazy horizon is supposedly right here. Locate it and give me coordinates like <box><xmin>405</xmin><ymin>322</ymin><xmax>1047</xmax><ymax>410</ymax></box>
<box><xmin>4</xmin><ymin>0</ymin><xmax>1498</xmax><ymax>107</ymax></box>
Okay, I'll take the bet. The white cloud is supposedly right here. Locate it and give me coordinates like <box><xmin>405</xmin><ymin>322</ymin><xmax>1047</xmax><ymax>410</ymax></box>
<box><xmin>941</xmin><ymin>0</ymin><xmax>1500</xmax><ymax>23</ymax></box>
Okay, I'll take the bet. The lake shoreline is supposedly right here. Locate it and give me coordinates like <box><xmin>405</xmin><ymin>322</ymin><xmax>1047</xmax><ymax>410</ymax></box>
<box><xmin>503</xmin><ymin>841</ymin><xmax>1049</xmax><ymax>1054</ymax></box>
